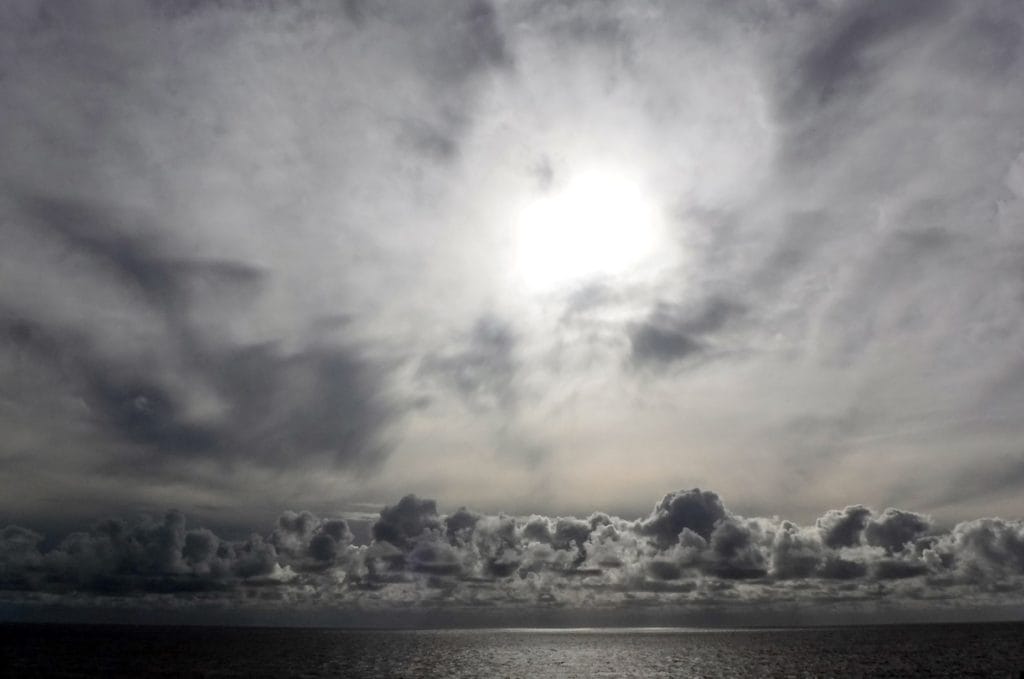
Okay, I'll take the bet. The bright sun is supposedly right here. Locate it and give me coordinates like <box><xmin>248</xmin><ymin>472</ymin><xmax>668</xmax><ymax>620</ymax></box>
<box><xmin>514</xmin><ymin>166</ymin><xmax>664</xmax><ymax>292</ymax></box>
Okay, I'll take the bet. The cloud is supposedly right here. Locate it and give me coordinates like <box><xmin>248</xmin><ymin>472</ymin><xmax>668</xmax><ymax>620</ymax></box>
<box><xmin>639</xmin><ymin>488</ymin><xmax>729</xmax><ymax>547</ymax></box>
<box><xmin>0</xmin><ymin>191</ymin><xmax>398</xmax><ymax>495</ymax></box>
<box><xmin>934</xmin><ymin>518</ymin><xmax>1024</xmax><ymax>580</ymax></box>
<box><xmin>17</xmin><ymin>194</ymin><xmax>263</xmax><ymax>317</ymax></box>
<box><xmin>816</xmin><ymin>506</ymin><xmax>872</xmax><ymax>549</ymax></box>
<box><xmin>2</xmin><ymin>0</ymin><xmax>1024</xmax><ymax>551</ymax></box>
<box><xmin>864</xmin><ymin>508</ymin><xmax>931</xmax><ymax>554</ymax></box>
<box><xmin>770</xmin><ymin>521</ymin><xmax>825</xmax><ymax>580</ymax></box>
<box><xmin>787</xmin><ymin>0</ymin><xmax>954</xmax><ymax>110</ymax></box>
<box><xmin>629</xmin><ymin>324</ymin><xmax>703</xmax><ymax>366</ymax></box>
<box><xmin>703</xmin><ymin>518</ymin><xmax>769</xmax><ymax>580</ymax></box>
<box><xmin>629</xmin><ymin>298</ymin><xmax>744</xmax><ymax>367</ymax></box>
<box><xmin>0</xmin><ymin>302</ymin><xmax>395</xmax><ymax>471</ymax></box>
<box><xmin>419</xmin><ymin>316</ymin><xmax>519</xmax><ymax>411</ymax></box>
<box><xmin>4</xmin><ymin>486</ymin><xmax>1020</xmax><ymax>619</ymax></box>
<box><xmin>371</xmin><ymin>495</ymin><xmax>442</xmax><ymax>549</ymax></box>
<box><xmin>0</xmin><ymin>0</ymin><xmax>524</xmax><ymax>522</ymax></box>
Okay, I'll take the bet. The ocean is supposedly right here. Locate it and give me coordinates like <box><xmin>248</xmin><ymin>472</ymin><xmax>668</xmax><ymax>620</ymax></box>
<box><xmin>2</xmin><ymin>622</ymin><xmax>1023</xmax><ymax>677</ymax></box>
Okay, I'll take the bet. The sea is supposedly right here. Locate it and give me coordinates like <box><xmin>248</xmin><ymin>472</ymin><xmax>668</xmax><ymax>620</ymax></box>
<box><xmin>2</xmin><ymin>622</ymin><xmax>1023</xmax><ymax>677</ymax></box>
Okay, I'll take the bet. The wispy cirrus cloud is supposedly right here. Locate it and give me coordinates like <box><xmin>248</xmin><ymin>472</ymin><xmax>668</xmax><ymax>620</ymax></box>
<box><xmin>1</xmin><ymin>0</ymin><xmax>1024</xmax><ymax>545</ymax></box>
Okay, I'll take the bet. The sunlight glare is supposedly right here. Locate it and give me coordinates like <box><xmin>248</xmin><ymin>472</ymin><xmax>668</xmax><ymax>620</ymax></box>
<box><xmin>514</xmin><ymin>167</ymin><xmax>663</xmax><ymax>292</ymax></box>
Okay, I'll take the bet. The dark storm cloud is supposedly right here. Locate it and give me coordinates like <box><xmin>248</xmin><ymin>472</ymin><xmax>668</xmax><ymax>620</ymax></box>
<box><xmin>1</xmin><ymin>487</ymin><xmax>1023</xmax><ymax>615</ymax></box>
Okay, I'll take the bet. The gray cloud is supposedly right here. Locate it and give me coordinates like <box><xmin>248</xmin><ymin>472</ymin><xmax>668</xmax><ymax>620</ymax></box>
<box><xmin>865</xmin><ymin>508</ymin><xmax>931</xmax><ymax>554</ymax></box>
<box><xmin>419</xmin><ymin>316</ymin><xmax>519</xmax><ymax>411</ymax></box>
<box><xmin>0</xmin><ymin>306</ymin><xmax>394</xmax><ymax>471</ymax></box>
<box><xmin>2</xmin><ymin>0</ymin><xmax>1024</xmax><ymax>557</ymax></box>
<box><xmin>0</xmin><ymin>487</ymin><xmax>1022</xmax><ymax>619</ymax></box>
<box><xmin>0</xmin><ymin>0</ymin><xmax>520</xmax><ymax>504</ymax></box>
<box><xmin>817</xmin><ymin>506</ymin><xmax>872</xmax><ymax>550</ymax></box>
<box><xmin>371</xmin><ymin>495</ymin><xmax>442</xmax><ymax>550</ymax></box>
<box><xmin>17</xmin><ymin>194</ymin><xmax>262</xmax><ymax>318</ymax></box>
<box><xmin>787</xmin><ymin>0</ymin><xmax>954</xmax><ymax>111</ymax></box>
<box><xmin>629</xmin><ymin>298</ymin><xmax>745</xmax><ymax>367</ymax></box>
<box><xmin>639</xmin><ymin>488</ymin><xmax>728</xmax><ymax>548</ymax></box>
<box><xmin>0</xmin><ymin>192</ymin><xmax>396</xmax><ymax>493</ymax></box>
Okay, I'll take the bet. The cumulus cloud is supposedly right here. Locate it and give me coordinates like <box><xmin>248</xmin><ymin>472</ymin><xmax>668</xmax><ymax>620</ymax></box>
<box><xmin>372</xmin><ymin>495</ymin><xmax>442</xmax><ymax>549</ymax></box>
<box><xmin>2</xmin><ymin>488</ymin><xmax>1022</xmax><ymax>619</ymax></box>
<box><xmin>817</xmin><ymin>506</ymin><xmax>872</xmax><ymax>549</ymax></box>
<box><xmin>865</xmin><ymin>508</ymin><xmax>932</xmax><ymax>554</ymax></box>
<box><xmin>639</xmin><ymin>489</ymin><xmax>728</xmax><ymax>547</ymax></box>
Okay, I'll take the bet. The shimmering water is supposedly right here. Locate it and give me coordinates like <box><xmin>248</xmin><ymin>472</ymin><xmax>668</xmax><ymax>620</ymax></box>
<box><xmin>3</xmin><ymin>622</ymin><xmax>1023</xmax><ymax>677</ymax></box>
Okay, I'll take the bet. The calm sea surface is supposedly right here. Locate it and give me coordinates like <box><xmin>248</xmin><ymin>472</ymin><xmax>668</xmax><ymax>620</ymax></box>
<box><xmin>2</xmin><ymin>622</ymin><xmax>1023</xmax><ymax>677</ymax></box>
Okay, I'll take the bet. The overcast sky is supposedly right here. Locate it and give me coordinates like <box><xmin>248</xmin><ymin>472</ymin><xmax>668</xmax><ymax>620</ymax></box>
<box><xmin>2</xmin><ymin>0</ymin><xmax>1024</xmax><ymax>624</ymax></box>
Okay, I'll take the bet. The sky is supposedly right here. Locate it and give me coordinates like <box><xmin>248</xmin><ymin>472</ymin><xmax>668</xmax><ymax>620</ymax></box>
<box><xmin>1</xmin><ymin>0</ymin><xmax>1024</xmax><ymax>625</ymax></box>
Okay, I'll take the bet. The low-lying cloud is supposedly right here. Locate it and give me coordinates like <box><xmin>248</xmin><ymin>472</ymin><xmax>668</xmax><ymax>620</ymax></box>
<box><xmin>2</xmin><ymin>488</ymin><xmax>1022</xmax><ymax>620</ymax></box>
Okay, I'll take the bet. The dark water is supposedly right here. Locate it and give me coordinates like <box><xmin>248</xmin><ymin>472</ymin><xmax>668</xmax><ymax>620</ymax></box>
<box><xmin>3</xmin><ymin>622</ymin><xmax>1024</xmax><ymax>677</ymax></box>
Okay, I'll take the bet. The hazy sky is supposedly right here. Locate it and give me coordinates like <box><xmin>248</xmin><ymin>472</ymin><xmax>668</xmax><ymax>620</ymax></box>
<box><xmin>2</xmin><ymin>0</ymin><xmax>1024</xmax><ymax>624</ymax></box>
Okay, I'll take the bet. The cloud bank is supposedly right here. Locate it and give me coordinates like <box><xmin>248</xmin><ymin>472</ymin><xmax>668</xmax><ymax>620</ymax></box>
<box><xmin>3</xmin><ymin>488</ymin><xmax>1022</xmax><ymax>623</ymax></box>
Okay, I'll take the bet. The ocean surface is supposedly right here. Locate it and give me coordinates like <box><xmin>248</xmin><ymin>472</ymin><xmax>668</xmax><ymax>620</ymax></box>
<box><xmin>2</xmin><ymin>622</ymin><xmax>1024</xmax><ymax>677</ymax></box>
